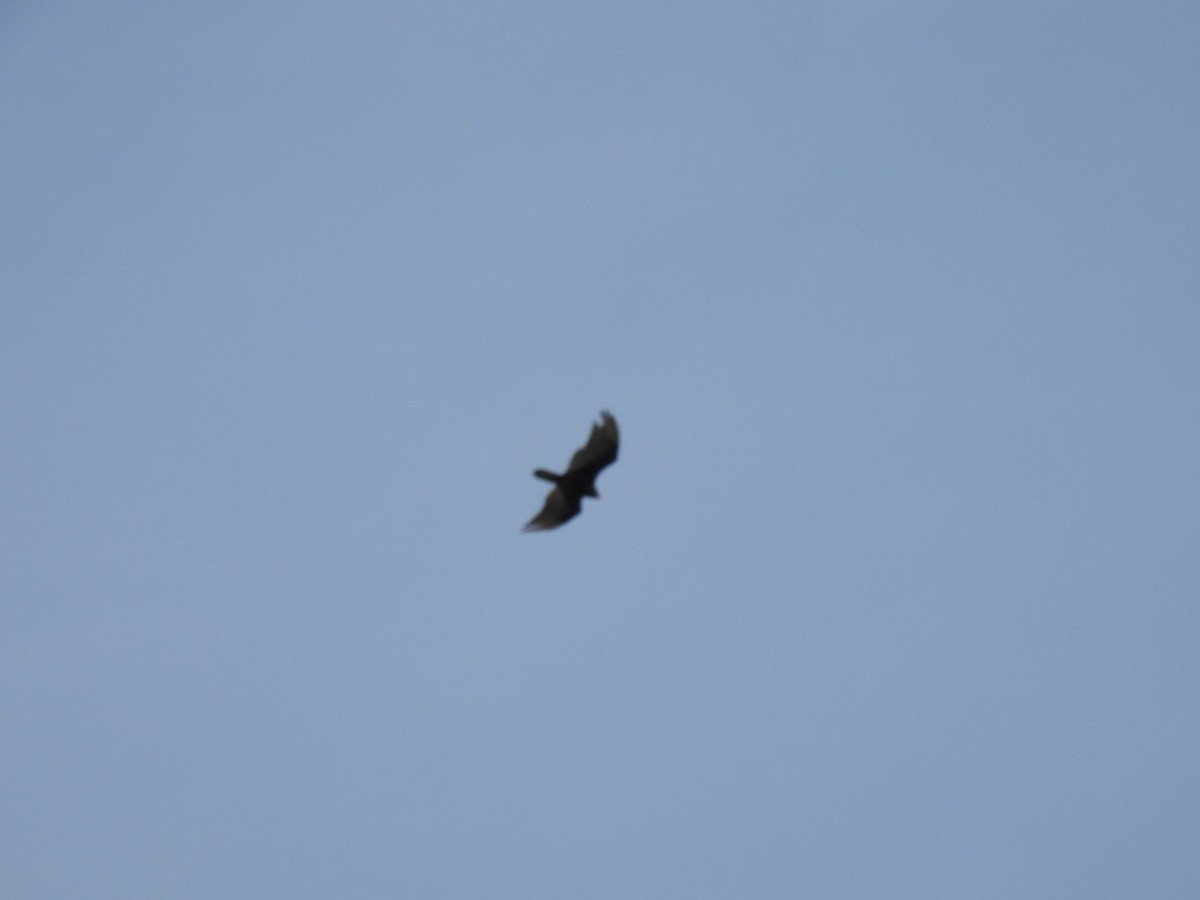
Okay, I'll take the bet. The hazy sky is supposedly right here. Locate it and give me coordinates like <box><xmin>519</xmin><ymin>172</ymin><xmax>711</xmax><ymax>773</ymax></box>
<box><xmin>3</xmin><ymin>3</ymin><xmax>1198</xmax><ymax>897</ymax></box>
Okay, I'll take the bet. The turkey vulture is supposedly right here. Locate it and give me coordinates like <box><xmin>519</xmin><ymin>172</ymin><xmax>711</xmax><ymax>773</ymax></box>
<box><xmin>523</xmin><ymin>411</ymin><xmax>619</xmax><ymax>531</ymax></box>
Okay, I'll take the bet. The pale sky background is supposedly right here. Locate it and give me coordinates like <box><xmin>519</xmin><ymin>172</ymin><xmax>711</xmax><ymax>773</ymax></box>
<box><xmin>3</xmin><ymin>3</ymin><xmax>1198</xmax><ymax>898</ymax></box>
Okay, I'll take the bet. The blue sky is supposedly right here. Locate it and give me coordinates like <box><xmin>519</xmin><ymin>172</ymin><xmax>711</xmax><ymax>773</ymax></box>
<box><xmin>3</xmin><ymin>3</ymin><xmax>1198</xmax><ymax>897</ymax></box>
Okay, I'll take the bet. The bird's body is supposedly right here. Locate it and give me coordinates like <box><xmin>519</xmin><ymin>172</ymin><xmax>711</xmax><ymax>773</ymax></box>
<box><xmin>523</xmin><ymin>411</ymin><xmax>619</xmax><ymax>531</ymax></box>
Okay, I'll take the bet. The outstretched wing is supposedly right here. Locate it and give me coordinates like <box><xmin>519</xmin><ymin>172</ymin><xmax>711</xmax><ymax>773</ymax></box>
<box><xmin>522</xmin><ymin>486</ymin><xmax>581</xmax><ymax>532</ymax></box>
<box><xmin>565</xmin><ymin>410</ymin><xmax>619</xmax><ymax>479</ymax></box>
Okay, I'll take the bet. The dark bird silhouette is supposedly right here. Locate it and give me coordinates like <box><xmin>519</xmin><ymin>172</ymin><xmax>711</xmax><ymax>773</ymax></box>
<box><xmin>523</xmin><ymin>411</ymin><xmax>619</xmax><ymax>531</ymax></box>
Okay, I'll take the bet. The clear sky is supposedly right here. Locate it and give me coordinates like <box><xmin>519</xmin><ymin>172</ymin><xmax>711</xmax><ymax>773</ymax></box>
<box><xmin>3</xmin><ymin>3</ymin><xmax>1198</xmax><ymax>897</ymax></box>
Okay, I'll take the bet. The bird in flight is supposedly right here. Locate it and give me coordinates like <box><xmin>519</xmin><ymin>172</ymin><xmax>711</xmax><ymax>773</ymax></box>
<box><xmin>523</xmin><ymin>411</ymin><xmax>619</xmax><ymax>531</ymax></box>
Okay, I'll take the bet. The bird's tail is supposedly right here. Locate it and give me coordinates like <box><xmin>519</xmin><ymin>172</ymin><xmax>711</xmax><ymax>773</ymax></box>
<box><xmin>533</xmin><ymin>469</ymin><xmax>561</xmax><ymax>484</ymax></box>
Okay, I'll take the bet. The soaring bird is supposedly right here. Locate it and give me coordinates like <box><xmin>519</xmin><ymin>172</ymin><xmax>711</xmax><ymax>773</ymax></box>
<box><xmin>523</xmin><ymin>411</ymin><xmax>619</xmax><ymax>531</ymax></box>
